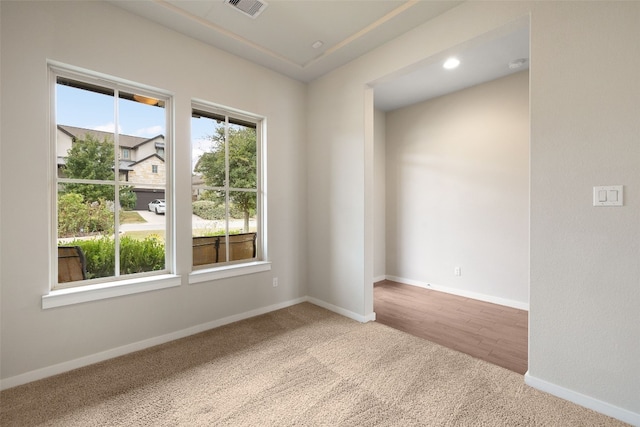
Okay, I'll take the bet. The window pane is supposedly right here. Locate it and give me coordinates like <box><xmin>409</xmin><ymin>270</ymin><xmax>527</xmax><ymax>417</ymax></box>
<box><xmin>229</xmin><ymin>191</ymin><xmax>257</xmax><ymax>235</ymax></box>
<box><xmin>192</xmin><ymin>115</ymin><xmax>225</xmax><ymax>188</ymax></box>
<box><xmin>219</xmin><ymin>231</ymin><xmax>257</xmax><ymax>263</ymax></box>
<box><xmin>57</xmin><ymin>79</ymin><xmax>115</xmax><ymax>180</ymax></box>
<box><xmin>226</xmin><ymin>191</ymin><xmax>257</xmax><ymax>263</ymax></box>
<box><xmin>57</xmin><ymin>183</ymin><xmax>115</xmax><ymax>239</ymax></box>
<box><xmin>119</xmin><ymin>233</ymin><xmax>165</xmax><ymax>275</ymax></box>
<box><xmin>57</xmin><ymin>184</ymin><xmax>116</xmax><ymax>283</ymax></box>
<box><xmin>228</xmin><ymin>124</ymin><xmax>257</xmax><ymax>190</ymax></box>
<box><xmin>117</xmin><ymin>91</ymin><xmax>166</xmax><ymax>187</ymax></box>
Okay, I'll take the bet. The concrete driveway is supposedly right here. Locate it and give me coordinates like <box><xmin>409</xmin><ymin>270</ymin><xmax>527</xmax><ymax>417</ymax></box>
<box><xmin>121</xmin><ymin>210</ymin><xmax>255</xmax><ymax>235</ymax></box>
<box><xmin>120</xmin><ymin>210</ymin><xmax>226</xmax><ymax>233</ymax></box>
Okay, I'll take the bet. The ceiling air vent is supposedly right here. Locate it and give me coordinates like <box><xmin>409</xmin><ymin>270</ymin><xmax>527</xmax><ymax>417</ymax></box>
<box><xmin>225</xmin><ymin>0</ymin><xmax>268</xmax><ymax>19</ymax></box>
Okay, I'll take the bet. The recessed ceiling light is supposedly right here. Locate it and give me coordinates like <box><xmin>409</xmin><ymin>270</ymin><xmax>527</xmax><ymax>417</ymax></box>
<box><xmin>443</xmin><ymin>57</ymin><xmax>460</xmax><ymax>70</ymax></box>
<box><xmin>312</xmin><ymin>40</ymin><xmax>324</xmax><ymax>49</ymax></box>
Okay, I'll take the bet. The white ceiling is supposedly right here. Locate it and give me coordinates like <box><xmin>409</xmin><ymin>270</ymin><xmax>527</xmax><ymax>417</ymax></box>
<box><xmin>109</xmin><ymin>0</ymin><xmax>529</xmax><ymax>111</ymax></box>
<box><xmin>373</xmin><ymin>22</ymin><xmax>530</xmax><ymax>111</ymax></box>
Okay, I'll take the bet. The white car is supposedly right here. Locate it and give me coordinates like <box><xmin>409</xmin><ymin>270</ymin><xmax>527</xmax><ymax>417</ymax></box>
<box><xmin>148</xmin><ymin>199</ymin><xmax>165</xmax><ymax>215</ymax></box>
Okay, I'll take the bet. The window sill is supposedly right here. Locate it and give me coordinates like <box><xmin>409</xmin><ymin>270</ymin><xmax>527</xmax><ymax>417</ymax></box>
<box><xmin>42</xmin><ymin>274</ymin><xmax>182</xmax><ymax>309</ymax></box>
<box><xmin>189</xmin><ymin>261</ymin><xmax>271</xmax><ymax>285</ymax></box>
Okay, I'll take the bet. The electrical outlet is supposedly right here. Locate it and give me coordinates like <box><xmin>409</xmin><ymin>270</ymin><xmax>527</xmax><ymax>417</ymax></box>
<box><xmin>454</xmin><ymin>267</ymin><xmax>461</xmax><ymax>277</ymax></box>
<box><xmin>272</xmin><ymin>277</ymin><xmax>278</xmax><ymax>287</ymax></box>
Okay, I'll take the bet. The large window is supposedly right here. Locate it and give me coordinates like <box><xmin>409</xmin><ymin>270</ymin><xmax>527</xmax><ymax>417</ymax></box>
<box><xmin>52</xmin><ymin>67</ymin><xmax>171</xmax><ymax>289</ymax></box>
<box><xmin>191</xmin><ymin>104</ymin><xmax>262</xmax><ymax>269</ymax></box>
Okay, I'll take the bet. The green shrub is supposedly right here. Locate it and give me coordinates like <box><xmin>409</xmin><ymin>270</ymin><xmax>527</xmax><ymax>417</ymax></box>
<box><xmin>62</xmin><ymin>236</ymin><xmax>164</xmax><ymax>279</ymax></box>
<box><xmin>192</xmin><ymin>200</ymin><xmax>225</xmax><ymax>220</ymax></box>
<box><xmin>120</xmin><ymin>235</ymin><xmax>165</xmax><ymax>274</ymax></box>
<box><xmin>58</xmin><ymin>193</ymin><xmax>88</xmax><ymax>237</ymax></box>
<box><xmin>58</xmin><ymin>193</ymin><xmax>114</xmax><ymax>237</ymax></box>
<box><xmin>119</xmin><ymin>187</ymin><xmax>137</xmax><ymax>211</ymax></box>
<box><xmin>70</xmin><ymin>237</ymin><xmax>115</xmax><ymax>279</ymax></box>
<box><xmin>87</xmin><ymin>200</ymin><xmax>114</xmax><ymax>234</ymax></box>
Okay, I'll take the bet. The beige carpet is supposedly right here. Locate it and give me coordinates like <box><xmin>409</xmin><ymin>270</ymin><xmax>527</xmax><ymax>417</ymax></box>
<box><xmin>0</xmin><ymin>303</ymin><xmax>628</xmax><ymax>426</ymax></box>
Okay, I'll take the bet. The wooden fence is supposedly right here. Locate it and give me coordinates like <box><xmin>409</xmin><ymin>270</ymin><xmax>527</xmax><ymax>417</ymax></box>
<box><xmin>58</xmin><ymin>232</ymin><xmax>258</xmax><ymax>284</ymax></box>
<box><xmin>192</xmin><ymin>232</ymin><xmax>257</xmax><ymax>266</ymax></box>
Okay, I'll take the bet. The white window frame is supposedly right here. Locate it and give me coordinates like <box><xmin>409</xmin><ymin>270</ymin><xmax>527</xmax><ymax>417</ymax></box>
<box><xmin>44</xmin><ymin>62</ymin><xmax>179</xmax><ymax>308</ymax></box>
<box><xmin>189</xmin><ymin>100</ymin><xmax>270</xmax><ymax>284</ymax></box>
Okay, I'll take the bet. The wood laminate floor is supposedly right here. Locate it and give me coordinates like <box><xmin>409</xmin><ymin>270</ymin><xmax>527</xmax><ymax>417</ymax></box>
<box><xmin>374</xmin><ymin>280</ymin><xmax>528</xmax><ymax>374</ymax></box>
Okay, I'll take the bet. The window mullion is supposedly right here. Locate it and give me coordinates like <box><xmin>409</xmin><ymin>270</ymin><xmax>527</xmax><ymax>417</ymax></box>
<box><xmin>224</xmin><ymin>116</ymin><xmax>230</xmax><ymax>263</ymax></box>
<box><xmin>114</xmin><ymin>88</ymin><xmax>121</xmax><ymax>278</ymax></box>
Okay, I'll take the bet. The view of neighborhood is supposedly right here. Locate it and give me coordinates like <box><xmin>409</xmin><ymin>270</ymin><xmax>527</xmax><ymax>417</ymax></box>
<box><xmin>57</xmin><ymin>124</ymin><xmax>166</xmax><ymax>211</ymax></box>
<box><xmin>54</xmin><ymin>76</ymin><xmax>260</xmax><ymax>286</ymax></box>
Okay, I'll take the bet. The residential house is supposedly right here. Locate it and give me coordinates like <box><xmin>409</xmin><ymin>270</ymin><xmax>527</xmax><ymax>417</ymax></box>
<box><xmin>1</xmin><ymin>1</ymin><xmax>638</xmax><ymax>425</ymax></box>
<box><xmin>57</xmin><ymin>125</ymin><xmax>166</xmax><ymax>209</ymax></box>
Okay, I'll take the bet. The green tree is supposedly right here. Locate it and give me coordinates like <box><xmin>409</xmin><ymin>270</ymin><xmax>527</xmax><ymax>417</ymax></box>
<box><xmin>63</xmin><ymin>133</ymin><xmax>115</xmax><ymax>202</ymax></box>
<box><xmin>195</xmin><ymin>126</ymin><xmax>256</xmax><ymax>232</ymax></box>
<box><xmin>62</xmin><ymin>133</ymin><xmax>136</xmax><ymax>208</ymax></box>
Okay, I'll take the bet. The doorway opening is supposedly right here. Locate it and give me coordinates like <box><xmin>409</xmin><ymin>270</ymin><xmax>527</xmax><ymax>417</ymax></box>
<box><xmin>367</xmin><ymin>17</ymin><xmax>531</xmax><ymax>373</ymax></box>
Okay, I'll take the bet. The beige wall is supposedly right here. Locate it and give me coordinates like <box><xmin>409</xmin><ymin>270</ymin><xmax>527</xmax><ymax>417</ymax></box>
<box><xmin>307</xmin><ymin>1</ymin><xmax>639</xmax><ymax>421</ymax></box>
<box><xmin>0</xmin><ymin>0</ymin><xmax>307</xmax><ymax>382</ymax></box>
<box><xmin>1</xmin><ymin>0</ymin><xmax>639</xmax><ymax>423</ymax></box>
<box><xmin>373</xmin><ymin>108</ymin><xmax>386</xmax><ymax>281</ymax></box>
<box><xmin>385</xmin><ymin>71</ymin><xmax>529</xmax><ymax>307</ymax></box>
<box><xmin>528</xmin><ymin>2</ymin><xmax>639</xmax><ymax>417</ymax></box>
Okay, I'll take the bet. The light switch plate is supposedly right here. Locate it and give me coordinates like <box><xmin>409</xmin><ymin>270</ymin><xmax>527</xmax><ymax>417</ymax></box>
<box><xmin>593</xmin><ymin>185</ymin><xmax>623</xmax><ymax>207</ymax></box>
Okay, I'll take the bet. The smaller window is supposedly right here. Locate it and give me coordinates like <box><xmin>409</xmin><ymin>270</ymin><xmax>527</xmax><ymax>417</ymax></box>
<box><xmin>191</xmin><ymin>104</ymin><xmax>262</xmax><ymax>270</ymax></box>
<box><xmin>122</xmin><ymin>148</ymin><xmax>130</xmax><ymax>159</ymax></box>
<box><xmin>152</xmin><ymin>165</ymin><xmax>158</xmax><ymax>174</ymax></box>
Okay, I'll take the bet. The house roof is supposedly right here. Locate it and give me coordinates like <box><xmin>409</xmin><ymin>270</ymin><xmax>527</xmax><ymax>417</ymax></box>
<box><xmin>57</xmin><ymin>125</ymin><xmax>165</xmax><ymax>168</ymax></box>
<box><xmin>119</xmin><ymin>160</ymin><xmax>135</xmax><ymax>171</ymax></box>
<box><xmin>57</xmin><ymin>125</ymin><xmax>163</xmax><ymax>149</ymax></box>
<box><xmin>131</xmin><ymin>153</ymin><xmax>164</xmax><ymax>166</ymax></box>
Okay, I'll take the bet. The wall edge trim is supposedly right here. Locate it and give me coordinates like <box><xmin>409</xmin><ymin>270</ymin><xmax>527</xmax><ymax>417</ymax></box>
<box><xmin>386</xmin><ymin>275</ymin><xmax>529</xmax><ymax>311</ymax></box>
<box><xmin>525</xmin><ymin>372</ymin><xmax>640</xmax><ymax>426</ymax></box>
<box><xmin>0</xmin><ymin>296</ymin><xmax>308</xmax><ymax>391</ymax></box>
<box><xmin>307</xmin><ymin>296</ymin><xmax>375</xmax><ymax>323</ymax></box>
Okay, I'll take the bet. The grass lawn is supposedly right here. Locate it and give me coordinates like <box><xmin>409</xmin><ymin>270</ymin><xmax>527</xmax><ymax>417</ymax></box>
<box><xmin>120</xmin><ymin>211</ymin><xmax>164</xmax><ymax>241</ymax></box>
<box><xmin>120</xmin><ymin>211</ymin><xmax>146</xmax><ymax>224</ymax></box>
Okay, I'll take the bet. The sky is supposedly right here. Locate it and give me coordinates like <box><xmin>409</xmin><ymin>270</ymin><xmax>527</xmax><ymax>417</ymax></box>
<box><xmin>57</xmin><ymin>83</ymin><xmax>216</xmax><ymax>169</ymax></box>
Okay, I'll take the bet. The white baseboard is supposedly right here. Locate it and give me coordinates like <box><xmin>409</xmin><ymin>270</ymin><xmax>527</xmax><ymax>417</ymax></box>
<box><xmin>307</xmin><ymin>297</ymin><xmax>376</xmax><ymax>323</ymax></box>
<box><xmin>0</xmin><ymin>297</ymin><xmax>307</xmax><ymax>391</ymax></box>
<box><xmin>525</xmin><ymin>372</ymin><xmax>640</xmax><ymax>426</ymax></box>
<box><xmin>373</xmin><ymin>275</ymin><xmax>386</xmax><ymax>283</ymax></box>
<box><xmin>385</xmin><ymin>275</ymin><xmax>529</xmax><ymax>311</ymax></box>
